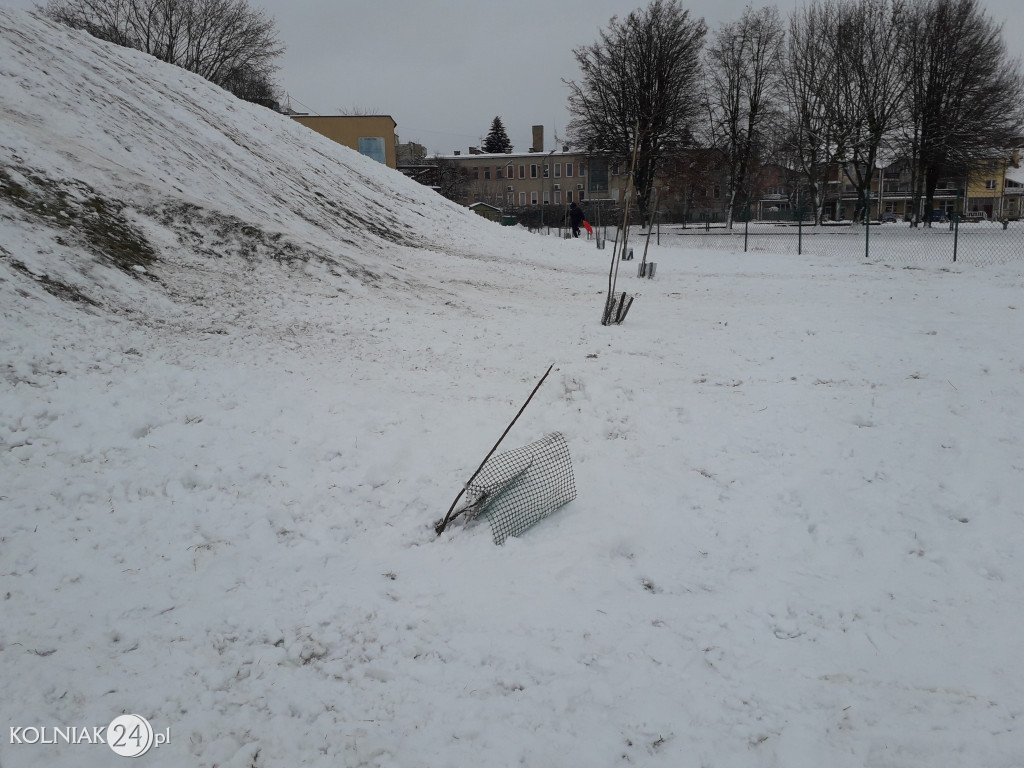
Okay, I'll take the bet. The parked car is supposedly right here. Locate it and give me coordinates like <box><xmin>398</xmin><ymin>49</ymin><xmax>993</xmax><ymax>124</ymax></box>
<box><xmin>881</xmin><ymin>212</ymin><xmax>898</xmax><ymax>223</ymax></box>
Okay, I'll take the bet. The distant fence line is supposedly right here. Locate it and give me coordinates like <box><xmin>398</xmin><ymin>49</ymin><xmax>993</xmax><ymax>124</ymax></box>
<box><xmin>655</xmin><ymin>217</ymin><xmax>1024</xmax><ymax>266</ymax></box>
<box><xmin>519</xmin><ymin>208</ymin><xmax>1024</xmax><ymax>265</ymax></box>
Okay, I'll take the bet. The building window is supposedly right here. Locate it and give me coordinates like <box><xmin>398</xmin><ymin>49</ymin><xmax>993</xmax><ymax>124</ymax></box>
<box><xmin>531</xmin><ymin>191</ymin><xmax>538</xmax><ymax>205</ymax></box>
<box><xmin>484</xmin><ymin>167</ymin><xmax>491</xmax><ymax>180</ymax></box>
<box><xmin>567</xmin><ymin>190</ymin><xmax>574</xmax><ymax>203</ymax></box>
<box><xmin>554</xmin><ymin>164</ymin><xmax>561</xmax><ymax>178</ymax></box>
<box><xmin>531</xmin><ymin>164</ymin><xmax>538</xmax><ymax>179</ymax></box>
<box><xmin>579</xmin><ymin>190</ymin><xmax>585</xmax><ymax>201</ymax></box>
<box><xmin>357</xmin><ymin>137</ymin><xmax>387</xmax><ymax>164</ymax></box>
<box><xmin>543</xmin><ymin>191</ymin><xmax>550</xmax><ymax>204</ymax></box>
<box><xmin>519</xmin><ymin>165</ymin><xmax>525</xmax><ymax>179</ymax></box>
<box><xmin>587</xmin><ymin>158</ymin><xmax>607</xmax><ymax>193</ymax></box>
<box><xmin>472</xmin><ymin>166</ymin><xmax>479</xmax><ymax>180</ymax></box>
<box><xmin>714</xmin><ymin>186</ymin><xmax>721</xmax><ymax>199</ymax></box>
<box><xmin>519</xmin><ymin>192</ymin><xmax>527</xmax><ymax>206</ymax></box>
<box><xmin>543</xmin><ymin>164</ymin><xmax>550</xmax><ymax>178</ymax></box>
<box><xmin>554</xmin><ymin>190</ymin><xmax>562</xmax><ymax>205</ymax></box>
<box><xmin>986</xmin><ymin>179</ymin><xmax>998</xmax><ymax>190</ymax></box>
<box><xmin>566</xmin><ymin>163</ymin><xmax>574</xmax><ymax>177</ymax></box>
<box><xmin>496</xmin><ymin>167</ymin><xmax>503</xmax><ymax>179</ymax></box>
<box><xmin>579</xmin><ymin>163</ymin><xmax>586</xmax><ymax>176</ymax></box>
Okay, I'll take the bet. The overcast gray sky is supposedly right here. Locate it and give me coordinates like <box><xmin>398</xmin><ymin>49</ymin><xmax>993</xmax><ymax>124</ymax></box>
<box><xmin>6</xmin><ymin>0</ymin><xmax>1024</xmax><ymax>155</ymax></box>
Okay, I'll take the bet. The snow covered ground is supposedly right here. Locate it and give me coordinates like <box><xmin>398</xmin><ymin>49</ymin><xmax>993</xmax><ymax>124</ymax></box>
<box><xmin>2</xmin><ymin>9</ymin><xmax>1024</xmax><ymax>767</ymax></box>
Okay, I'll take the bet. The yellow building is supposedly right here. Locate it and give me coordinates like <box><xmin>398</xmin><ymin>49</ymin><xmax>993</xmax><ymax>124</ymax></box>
<box><xmin>965</xmin><ymin>149</ymin><xmax>1023</xmax><ymax>221</ymax></box>
<box><xmin>291</xmin><ymin>115</ymin><xmax>398</xmax><ymax>169</ymax></box>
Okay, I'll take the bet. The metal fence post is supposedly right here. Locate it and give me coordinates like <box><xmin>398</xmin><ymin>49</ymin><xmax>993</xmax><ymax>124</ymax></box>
<box><xmin>864</xmin><ymin>190</ymin><xmax>871</xmax><ymax>259</ymax></box>
<box><xmin>953</xmin><ymin>213</ymin><xmax>959</xmax><ymax>263</ymax></box>
<box><xmin>797</xmin><ymin>191</ymin><xmax>803</xmax><ymax>256</ymax></box>
<box><xmin>744</xmin><ymin>204</ymin><xmax>750</xmax><ymax>252</ymax></box>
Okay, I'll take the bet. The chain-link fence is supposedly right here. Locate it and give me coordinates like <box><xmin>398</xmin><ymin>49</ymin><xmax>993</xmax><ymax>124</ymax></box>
<box><xmin>518</xmin><ymin>199</ymin><xmax>1024</xmax><ymax>265</ymax></box>
<box><xmin>653</xmin><ymin>215</ymin><xmax>1024</xmax><ymax>266</ymax></box>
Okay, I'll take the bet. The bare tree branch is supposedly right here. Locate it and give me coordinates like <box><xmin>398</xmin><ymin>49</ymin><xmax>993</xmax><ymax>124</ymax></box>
<box><xmin>40</xmin><ymin>0</ymin><xmax>283</xmax><ymax>105</ymax></box>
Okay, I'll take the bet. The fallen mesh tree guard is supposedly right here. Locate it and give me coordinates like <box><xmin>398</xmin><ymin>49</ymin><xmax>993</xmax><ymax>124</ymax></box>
<box><xmin>434</xmin><ymin>366</ymin><xmax>576</xmax><ymax>543</ymax></box>
<box><xmin>458</xmin><ymin>432</ymin><xmax>576</xmax><ymax>544</ymax></box>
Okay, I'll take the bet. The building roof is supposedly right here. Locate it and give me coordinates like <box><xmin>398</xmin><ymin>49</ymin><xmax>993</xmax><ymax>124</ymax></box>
<box><xmin>436</xmin><ymin>149</ymin><xmax>580</xmax><ymax>161</ymax></box>
<box><xmin>1005</xmin><ymin>166</ymin><xmax>1024</xmax><ymax>185</ymax></box>
<box><xmin>292</xmin><ymin>115</ymin><xmax>397</xmax><ymax>128</ymax></box>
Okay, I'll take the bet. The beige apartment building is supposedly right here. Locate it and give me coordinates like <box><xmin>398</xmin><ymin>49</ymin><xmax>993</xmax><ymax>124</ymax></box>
<box><xmin>438</xmin><ymin>125</ymin><xmax>626</xmax><ymax>211</ymax></box>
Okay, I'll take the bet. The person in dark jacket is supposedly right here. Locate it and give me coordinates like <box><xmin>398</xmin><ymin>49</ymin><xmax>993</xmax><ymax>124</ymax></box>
<box><xmin>568</xmin><ymin>202</ymin><xmax>585</xmax><ymax>238</ymax></box>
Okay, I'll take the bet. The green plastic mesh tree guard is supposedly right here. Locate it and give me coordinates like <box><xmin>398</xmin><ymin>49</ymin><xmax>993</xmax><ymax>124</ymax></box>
<box><xmin>463</xmin><ymin>432</ymin><xmax>576</xmax><ymax>545</ymax></box>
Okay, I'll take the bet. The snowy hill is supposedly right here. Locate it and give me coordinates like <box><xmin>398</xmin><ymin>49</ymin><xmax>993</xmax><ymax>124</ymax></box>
<box><xmin>0</xmin><ymin>7</ymin><xmax>539</xmax><ymax>330</ymax></box>
<box><xmin>3</xmin><ymin>8</ymin><xmax>1024</xmax><ymax>768</ymax></box>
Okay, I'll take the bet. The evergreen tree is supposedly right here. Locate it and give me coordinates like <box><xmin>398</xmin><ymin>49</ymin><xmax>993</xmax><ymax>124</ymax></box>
<box><xmin>482</xmin><ymin>116</ymin><xmax>513</xmax><ymax>153</ymax></box>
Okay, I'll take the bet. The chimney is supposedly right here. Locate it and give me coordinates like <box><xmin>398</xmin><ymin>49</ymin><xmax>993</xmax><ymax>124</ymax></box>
<box><xmin>532</xmin><ymin>125</ymin><xmax>544</xmax><ymax>153</ymax></box>
<box><xmin>469</xmin><ymin>147</ymin><xmax>481</xmax><ymax>155</ymax></box>
<box><xmin>454</xmin><ymin>150</ymin><xmax>461</xmax><ymax>156</ymax></box>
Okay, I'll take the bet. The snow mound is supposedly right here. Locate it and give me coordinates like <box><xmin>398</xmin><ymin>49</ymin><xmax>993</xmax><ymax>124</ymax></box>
<box><xmin>0</xmin><ymin>7</ymin><xmax>519</xmax><ymax>331</ymax></box>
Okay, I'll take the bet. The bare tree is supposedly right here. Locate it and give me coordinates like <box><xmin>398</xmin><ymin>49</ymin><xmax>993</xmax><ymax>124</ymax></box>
<box><xmin>658</xmin><ymin>147</ymin><xmax>729</xmax><ymax>222</ymax></box>
<box><xmin>433</xmin><ymin>156</ymin><xmax>468</xmax><ymax>204</ymax></box>
<box><xmin>336</xmin><ymin>105</ymin><xmax>384</xmax><ymax>116</ymax></box>
<box><xmin>702</xmin><ymin>4</ymin><xmax>784</xmax><ymax>227</ymax></box>
<box><xmin>900</xmin><ymin>0</ymin><xmax>1024</xmax><ymax>225</ymax></box>
<box><xmin>779</xmin><ymin>0</ymin><xmax>847</xmax><ymax>224</ymax></box>
<box><xmin>40</xmin><ymin>0</ymin><xmax>284</xmax><ymax>104</ymax></box>
<box><xmin>830</xmin><ymin>0</ymin><xmax>911</xmax><ymax>222</ymax></box>
<box><xmin>564</xmin><ymin>0</ymin><xmax>706</xmax><ymax>222</ymax></box>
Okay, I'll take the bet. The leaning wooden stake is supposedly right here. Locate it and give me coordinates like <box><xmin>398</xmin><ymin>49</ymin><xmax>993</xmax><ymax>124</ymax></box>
<box><xmin>604</xmin><ymin>126</ymin><xmax>641</xmax><ymax>325</ymax></box>
<box><xmin>435</xmin><ymin>364</ymin><xmax>554</xmax><ymax>536</ymax></box>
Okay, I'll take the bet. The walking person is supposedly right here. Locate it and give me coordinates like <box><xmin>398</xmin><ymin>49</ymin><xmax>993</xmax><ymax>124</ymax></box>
<box><xmin>568</xmin><ymin>201</ymin><xmax>585</xmax><ymax>238</ymax></box>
